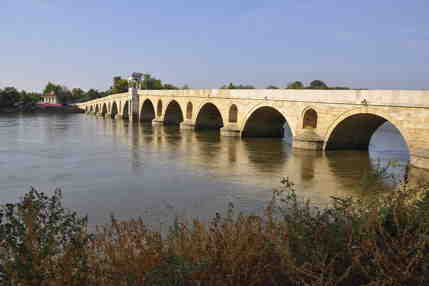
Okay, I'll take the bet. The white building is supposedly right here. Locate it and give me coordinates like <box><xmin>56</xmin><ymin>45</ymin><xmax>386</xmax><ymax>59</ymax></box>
<box><xmin>40</xmin><ymin>92</ymin><xmax>58</xmax><ymax>104</ymax></box>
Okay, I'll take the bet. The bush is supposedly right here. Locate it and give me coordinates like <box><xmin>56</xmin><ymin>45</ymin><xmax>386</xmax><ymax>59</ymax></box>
<box><xmin>1</xmin><ymin>181</ymin><xmax>429</xmax><ymax>285</ymax></box>
<box><xmin>0</xmin><ymin>188</ymin><xmax>92</xmax><ymax>285</ymax></box>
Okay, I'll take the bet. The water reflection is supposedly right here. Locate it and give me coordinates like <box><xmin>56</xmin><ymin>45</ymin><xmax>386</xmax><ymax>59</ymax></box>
<box><xmin>0</xmin><ymin>114</ymin><xmax>426</xmax><ymax>227</ymax></box>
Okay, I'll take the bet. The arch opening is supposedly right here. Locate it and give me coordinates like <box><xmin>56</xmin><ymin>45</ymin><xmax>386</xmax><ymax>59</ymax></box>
<box><xmin>102</xmin><ymin>103</ymin><xmax>108</xmax><ymax>116</ymax></box>
<box><xmin>111</xmin><ymin>102</ymin><xmax>118</xmax><ymax>119</ymax></box>
<box><xmin>303</xmin><ymin>108</ymin><xmax>317</xmax><ymax>129</ymax></box>
<box><xmin>325</xmin><ymin>113</ymin><xmax>408</xmax><ymax>152</ymax></box>
<box><xmin>242</xmin><ymin>106</ymin><xmax>291</xmax><ymax>138</ymax></box>
<box><xmin>164</xmin><ymin>100</ymin><xmax>184</xmax><ymax>125</ymax></box>
<box><xmin>186</xmin><ymin>102</ymin><xmax>193</xmax><ymax>119</ymax></box>
<box><xmin>229</xmin><ymin>105</ymin><xmax>238</xmax><ymax>123</ymax></box>
<box><xmin>157</xmin><ymin>100</ymin><xmax>163</xmax><ymax>117</ymax></box>
<box><xmin>122</xmin><ymin>101</ymin><xmax>129</xmax><ymax>120</ymax></box>
<box><xmin>140</xmin><ymin>99</ymin><xmax>155</xmax><ymax>122</ymax></box>
<box><xmin>195</xmin><ymin>103</ymin><xmax>224</xmax><ymax>130</ymax></box>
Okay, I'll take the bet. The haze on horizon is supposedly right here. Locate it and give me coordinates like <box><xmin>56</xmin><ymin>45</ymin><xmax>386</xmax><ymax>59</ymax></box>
<box><xmin>1</xmin><ymin>0</ymin><xmax>428</xmax><ymax>92</ymax></box>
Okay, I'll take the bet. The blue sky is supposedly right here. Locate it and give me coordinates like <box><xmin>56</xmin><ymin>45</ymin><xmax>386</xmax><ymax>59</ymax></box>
<box><xmin>1</xmin><ymin>0</ymin><xmax>428</xmax><ymax>91</ymax></box>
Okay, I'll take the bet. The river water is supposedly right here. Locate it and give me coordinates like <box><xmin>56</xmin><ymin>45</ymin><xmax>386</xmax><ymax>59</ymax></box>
<box><xmin>0</xmin><ymin>113</ymin><xmax>424</xmax><ymax>227</ymax></box>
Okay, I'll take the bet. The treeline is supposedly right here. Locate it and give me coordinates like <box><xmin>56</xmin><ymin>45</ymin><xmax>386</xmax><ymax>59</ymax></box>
<box><xmin>0</xmin><ymin>87</ymin><xmax>41</xmax><ymax>110</ymax></box>
<box><xmin>221</xmin><ymin>80</ymin><xmax>354</xmax><ymax>90</ymax></box>
<box><xmin>44</xmin><ymin>73</ymin><xmax>183</xmax><ymax>104</ymax></box>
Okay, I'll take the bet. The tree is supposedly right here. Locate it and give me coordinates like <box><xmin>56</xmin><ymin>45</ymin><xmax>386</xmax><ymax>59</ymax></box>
<box><xmin>110</xmin><ymin>76</ymin><xmax>129</xmax><ymax>94</ymax></box>
<box><xmin>309</xmin><ymin>80</ymin><xmax>328</xmax><ymax>89</ymax></box>
<box><xmin>0</xmin><ymin>87</ymin><xmax>20</xmax><ymax>108</ymax></box>
<box><xmin>287</xmin><ymin>81</ymin><xmax>304</xmax><ymax>89</ymax></box>
<box><xmin>71</xmin><ymin>88</ymin><xmax>85</xmax><ymax>102</ymax></box>
<box><xmin>43</xmin><ymin>82</ymin><xmax>62</xmax><ymax>95</ymax></box>
<box><xmin>142</xmin><ymin>73</ymin><xmax>163</xmax><ymax>90</ymax></box>
<box><xmin>163</xmin><ymin>84</ymin><xmax>178</xmax><ymax>90</ymax></box>
<box><xmin>86</xmin><ymin>89</ymin><xmax>102</xmax><ymax>100</ymax></box>
<box><xmin>221</xmin><ymin>83</ymin><xmax>255</xmax><ymax>89</ymax></box>
<box><xmin>267</xmin><ymin>85</ymin><xmax>279</xmax><ymax>89</ymax></box>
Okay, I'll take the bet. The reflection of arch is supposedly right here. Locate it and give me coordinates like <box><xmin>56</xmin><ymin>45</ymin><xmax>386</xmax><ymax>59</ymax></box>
<box><xmin>122</xmin><ymin>101</ymin><xmax>129</xmax><ymax>119</ymax></box>
<box><xmin>101</xmin><ymin>103</ymin><xmax>107</xmax><ymax>116</ymax></box>
<box><xmin>186</xmin><ymin>102</ymin><xmax>193</xmax><ymax>119</ymax></box>
<box><xmin>303</xmin><ymin>108</ymin><xmax>317</xmax><ymax>129</ymax></box>
<box><xmin>195</xmin><ymin>103</ymin><xmax>224</xmax><ymax>130</ymax></box>
<box><xmin>140</xmin><ymin>99</ymin><xmax>155</xmax><ymax>122</ymax></box>
<box><xmin>325</xmin><ymin>111</ymin><xmax>409</xmax><ymax>152</ymax></box>
<box><xmin>111</xmin><ymin>101</ymin><xmax>118</xmax><ymax>119</ymax></box>
<box><xmin>242</xmin><ymin>106</ymin><xmax>291</xmax><ymax>138</ymax></box>
<box><xmin>229</xmin><ymin>104</ymin><xmax>238</xmax><ymax>123</ymax></box>
<box><xmin>243</xmin><ymin>138</ymin><xmax>289</xmax><ymax>172</ymax></box>
<box><xmin>157</xmin><ymin>100</ymin><xmax>163</xmax><ymax>117</ymax></box>
<box><xmin>164</xmin><ymin>100</ymin><xmax>184</xmax><ymax>125</ymax></box>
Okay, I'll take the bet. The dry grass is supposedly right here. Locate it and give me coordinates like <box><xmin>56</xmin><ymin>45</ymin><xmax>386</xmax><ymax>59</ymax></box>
<box><xmin>1</xmin><ymin>178</ymin><xmax>429</xmax><ymax>285</ymax></box>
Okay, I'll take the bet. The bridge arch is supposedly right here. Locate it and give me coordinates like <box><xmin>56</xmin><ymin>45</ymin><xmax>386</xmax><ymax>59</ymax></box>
<box><xmin>89</xmin><ymin>106</ymin><xmax>94</xmax><ymax>113</ymax></box>
<box><xmin>302</xmin><ymin>107</ymin><xmax>318</xmax><ymax>129</ymax></box>
<box><xmin>164</xmin><ymin>100</ymin><xmax>184</xmax><ymax>125</ymax></box>
<box><xmin>324</xmin><ymin>108</ymin><xmax>410</xmax><ymax>152</ymax></box>
<box><xmin>95</xmin><ymin>104</ymin><xmax>100</xmax><ymax>114</ymax></box>
<box><xmin>241</xmin><ymin>104</ymin><xmax>293</xmax><ymax>138</ymax></box>
<box><xmin>195</xmin><ymin>102</ymin><xmax>224</xmax><ymax>130</ymax></box>
<box><xmin>111</xmin><ymin>101</ymin><xmax>119</xmax><ymax>119</ymax></box>
<box><xmin>101</xmin><ymin>103</ymin><xmax>107</xmax><ymax>116</ymax></box>
<box><xmin>140</xmin><ymin>99</ymin><xmax>155</xmax><ymax>122</ymax></box>
<box><xmin>186</xmin><ymin>102</ymin><xmax>193</xmax><ymax>119</ymax></box>
<box><xmin>122</xmin><ymin>101</ymin><xmax>129</xmax><ymax>120</ymax></box>
<box><xmin>229</xmin><ymin>104</ymin><xmax>238</xmax><ymax>123</ymax></box>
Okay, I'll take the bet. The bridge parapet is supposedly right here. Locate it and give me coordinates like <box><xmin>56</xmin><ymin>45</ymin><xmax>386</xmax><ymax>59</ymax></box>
<box><xmin>136</xmin><ymin>89</ymin><xmax>429</xmax><ymax>108</ymax></box>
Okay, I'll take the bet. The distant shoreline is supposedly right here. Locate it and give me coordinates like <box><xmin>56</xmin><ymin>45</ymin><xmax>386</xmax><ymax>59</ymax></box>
<box><xmin>0</xmin><ymin>103</ymin><xmax>84</xmax><ymax>114</ymax></box>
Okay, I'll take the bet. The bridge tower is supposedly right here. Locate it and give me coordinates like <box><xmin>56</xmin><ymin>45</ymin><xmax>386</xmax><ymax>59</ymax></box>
<box><xmin>128</xmin><ymin>73</ymin><xmax>142</xmax><ymax>121</ymax></box>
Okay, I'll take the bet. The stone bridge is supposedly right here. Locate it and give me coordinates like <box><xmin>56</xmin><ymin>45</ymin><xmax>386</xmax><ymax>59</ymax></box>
<box><xmin>76</xmin><ymin>88</ymin><xmax>429</xmax><ymax>169</ymax></box>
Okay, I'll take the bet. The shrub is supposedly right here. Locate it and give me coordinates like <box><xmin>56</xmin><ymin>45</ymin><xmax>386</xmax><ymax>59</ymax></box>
<box><xmin>1</xmin><ymin>181</ymin><xmax>429</xmax><ymax>285</ymax></box>
<box><xmin>0</xmin><ymin>188</ymin><xmax>92</xmax><ymax>286</ymax></box>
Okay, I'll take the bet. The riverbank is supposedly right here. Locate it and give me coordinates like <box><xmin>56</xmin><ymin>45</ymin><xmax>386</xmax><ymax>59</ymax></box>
<box><xmin>1</xmin><ymin>180</ymin><xmax>428</xmax><ymax>285</ymax></box>
<box><xmin>0</xmin><ymin>102</ymin><xmax>84</xmax><ymax>114</ymax></box>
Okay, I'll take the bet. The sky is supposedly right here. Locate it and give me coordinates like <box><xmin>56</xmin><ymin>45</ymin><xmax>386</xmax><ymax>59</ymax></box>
<box><xmin>1</xmin><ymin>0</ymin><xmax>428</xmax><ymax>91</ymax></box>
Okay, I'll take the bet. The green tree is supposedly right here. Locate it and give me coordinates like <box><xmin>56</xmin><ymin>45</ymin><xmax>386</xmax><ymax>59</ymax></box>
<box><xmin>142</xmin><ymin>73</ymin><xmax>163</xmax><ymax>90</ymax></box>
<box><xmin>221</xmin><ymin>83</ymin><xmax>255</xmax><ymax>89</ymax></box>
<box><xmin>309</xmin><ymin>80</ymin><xmax>328</xmax><ymax>89</ymax></box>
<box><xmin>110</xmin><ymin>76</ymin><xmax>129</xmax><ymax>94</ymax></box>
<box><xmin>287</xmin><ymin>81</ymin><xmax>304</xmax><ymax>89</ymax></box>
<box><xmin>266</xmin><ymin>85</ymin><xmax>279</xmax><ymax>89</ymax></box>
<box><xmin>86</xmin><ymin>89</ymin><xmax>102</xmax><ymax>100</ymax></box>
<box><xmin>43</xmin><ymin>82</ymin><xmax>62</xmax><ymax>95</ymax></box>
<box><xmin>0</xmin><ymin>87</ymin><xmax>20</xmax><ymax>108</ymax></box>
<box><xmin>71</xmin><ymin>88</ymin><xmax>85</xmax><ymax>102</ymax></box>
<box><xmin>163</xmin><ymin>84</ymin><xmax>178</xmax><ymax>90</ymax></box>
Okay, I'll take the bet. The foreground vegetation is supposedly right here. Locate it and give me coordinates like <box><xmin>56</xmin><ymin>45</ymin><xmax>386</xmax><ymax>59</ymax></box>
<box><xmin>1</xmin><ymin>178</ymin><xmax>429</xmax><ymax>285</ymax></box>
